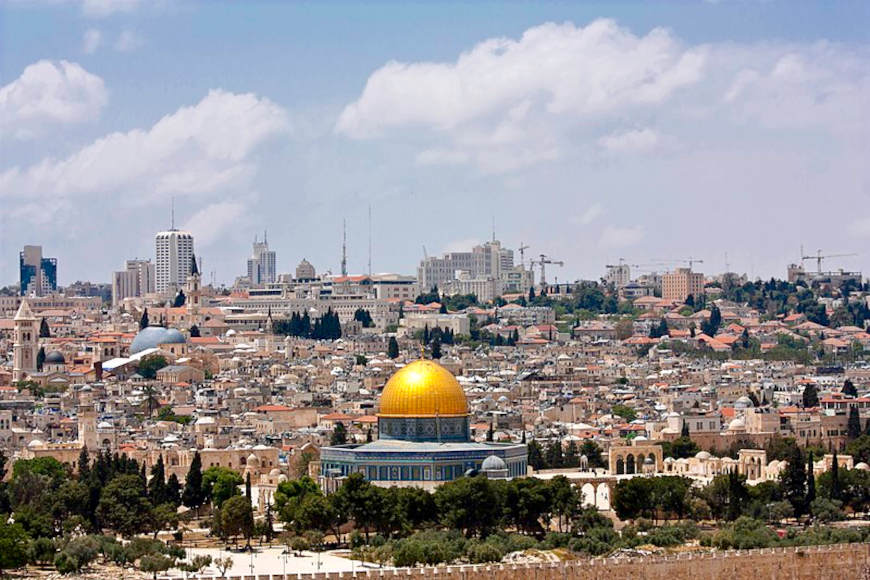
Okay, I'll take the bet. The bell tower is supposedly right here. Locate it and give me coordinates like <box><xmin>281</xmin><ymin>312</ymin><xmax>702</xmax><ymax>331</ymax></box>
<box><xmin>186</xmin><ymin>254</ymin><xmax>201</xmax><ymax>319</ymax></box>
<box><xmin>13</xmin><ymin>300</ymin><xmax>38</xmax><ymax>382</ymax></box>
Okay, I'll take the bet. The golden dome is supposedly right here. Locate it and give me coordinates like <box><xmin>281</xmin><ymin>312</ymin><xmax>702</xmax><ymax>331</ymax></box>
<box><xmin>378</xmin><ymin>359</ymin><xmax>468</xmax><ymax>418</ymax></box>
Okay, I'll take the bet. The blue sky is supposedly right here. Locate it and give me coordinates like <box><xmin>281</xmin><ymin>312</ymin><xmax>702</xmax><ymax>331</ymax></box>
<box><xmin>1</xmin><ymin>1</ymin><xmax>869</xmax><ymax>286</ymax></box>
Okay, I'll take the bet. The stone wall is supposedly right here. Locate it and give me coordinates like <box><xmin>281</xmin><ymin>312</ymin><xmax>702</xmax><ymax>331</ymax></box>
<box><xmin>176</xmin><ymin>542</ymin><xmax>870</xmax><ymax>580</ymax></box>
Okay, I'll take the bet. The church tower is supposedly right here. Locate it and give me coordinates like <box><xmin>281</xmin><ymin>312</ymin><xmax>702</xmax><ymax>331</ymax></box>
<box><xmin>13</xmin><ymin>300</ymin><xmax>38</xmax><ymax>382</ymax></box>
<box><xmin>186</xmin><ymin>254</ymin><xmax>201</xmax><ymax>319</ymax></box>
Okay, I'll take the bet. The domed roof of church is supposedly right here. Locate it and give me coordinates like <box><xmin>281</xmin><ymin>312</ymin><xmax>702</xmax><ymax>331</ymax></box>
<box><xmin>130</xmin><ymin>326</ymin><xmax>186</xmax><ymax>354</ymax></box>
<box><xmin>378</xmin><ymin>359</ymin><xmax>468</xmax><ymax>418</ymax></box>
<box><xmin>45</xmin><ymin>351</ymin><xmax>65</xmax><ymax>364</ymax></box>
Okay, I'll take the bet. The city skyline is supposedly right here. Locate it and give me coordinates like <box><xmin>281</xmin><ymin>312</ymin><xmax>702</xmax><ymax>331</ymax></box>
<box><xmin>1</xmin><ymin>1</ymin><xmax>868</xmax><ymax>285</ymax></box>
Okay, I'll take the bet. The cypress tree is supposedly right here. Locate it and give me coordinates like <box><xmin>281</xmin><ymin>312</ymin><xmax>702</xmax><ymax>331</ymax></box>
<box><xmin>681</xmin><ymin>421</ymin><xmax>690</xmax><ymax>438</ymax></box>
<box><xmin>781</xmin><ymin>445</ymin><xmax>807</xmax><ymax>516</ymax></box>
<box><xmin>387</xmin><ymin>336</ymin><xmax>399</xmax><ymax>359</ymax></box>
<box><xmin>366</xmin><ymin>427</ymin><xmax>373</xmax><ymax>443</ymax></box>
<box><xmin>486</xmin><ymin>422</ymin><xmax>494</xmax><ymax>442</ymax></box>
<box><xmin>806</xmin><ymin>451</ymin><xmax>816</xmax><ymax>509</ymax></box>
<box><xmin>150</xmin><ymin>455</ymin><xmax>167</xmax><ymax>505</ymax></box>
<box><xmin>39</xmin><ymin>317</ymin><xmax>51</xmax><ymax>338</ymax></box>
<box><xmin>182</xmin><ymin>451</ymin><xmax>204</xmax><ymax>513</ymax></box>
<box><xmin>527</xmin><ymin>440</ymin><xmax>545</xmax><ymax>470</ymax></box>
<box><xmin>166</xmin><ymin>473</ymin><xmax>182</xmax><ymax>507</ymax></box>
<box><xmin>245</xmin><ymin>472</ymin><xmax>252</xmax><ymax>503</ymax></box>
<box><xmin>36</xmin><ymin>346</ymin><xmax>45</xmax><ymax>371</ymax></box>
<box><xmin>830</xmin><ymin>449</ymin><xmax>841</xmax><ymax>501</ymax></box>
<box><xmin>431</xmin><ymin>337</ymin><xmax>442</xmax><ymax>359</ymax></box>
<box><xmin>189</xmin><ymin>324</ymin><xmax>201</xmax><ymax>338</ymax></box>
<box><xmin>77</xmin><ymin>446</ymin><xmax>90</xmax><ymax>481</ymax></box>
<box><xmin>847</xmin><ymin>406</ymin><xmax>862</xmax><ymax>439</ymax></box>
<box><xmin>140</xmin><ymin>308</ymin><xmax>149</xmax><ymax>330</ymax></box>
<box><xmin>802</xmin><ymin>384</ymin><xmax>819</xmax><ymax>408</ymax></box>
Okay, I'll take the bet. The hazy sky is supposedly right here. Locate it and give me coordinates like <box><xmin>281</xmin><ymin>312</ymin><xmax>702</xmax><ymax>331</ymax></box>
<box><xmin>1</xmin><ymin>0</ymin><xmax>868</xmax><ymax>287</ymax></box>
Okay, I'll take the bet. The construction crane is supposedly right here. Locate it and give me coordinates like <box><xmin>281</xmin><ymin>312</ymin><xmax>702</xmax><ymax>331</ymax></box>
<box><xmin>653</xmin><ymin>257</ymin><xmax>705</xmax><ymax>270</ymax></box>
<box><xmin>531</xmin><ymin>254</ymin><xmax>564</xmax><ymax>287</ymax></box>
<box><xmin>801</xmin><ymin>249</ymin><xmax>858</xmax><ymax>274</ymax></box>
<box><xmin>518</xmin><ymin>243</ymin><xmax>530</xmax><ymax>269</ymax></box>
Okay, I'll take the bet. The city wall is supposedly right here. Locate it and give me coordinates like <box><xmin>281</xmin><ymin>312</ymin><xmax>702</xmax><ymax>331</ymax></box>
<box><xmin>177</xmin><ymin>542</ymin><xmax>869</xmax><ymax>580</ymax></box>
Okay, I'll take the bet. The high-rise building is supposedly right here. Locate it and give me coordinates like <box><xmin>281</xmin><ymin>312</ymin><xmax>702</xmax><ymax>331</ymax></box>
<box><xmin>246</xmin><ymin>232</ymin><xmax>277</xmax><ymax>286</ymax></box>
<box><xmin>112</xmin><ymin>259</ymin><xmax>156</xmax><ymax>305</ymax></box>
<box><xmin>417</xmin><ymin>240</ymin><xmax>514</xmax><ymax>291</ymax></box>
<box><xmin>155</xmin><ymin>230</ymin><xmax>194</xmax><ymax>294</ymax></box>
<box><xmin>19</xmin><ymin>245</ymin><xmax>57</xmax><ymax>296</ymax></box>
<box><xmin>605</xmin><ymin>264</ymin><xmax>631</xmax><ymax>288</ymax></box>
<box><xmin>662</xmin><ymin>268</ymin><xmax>705</xmax><ymax>302</ymax></box>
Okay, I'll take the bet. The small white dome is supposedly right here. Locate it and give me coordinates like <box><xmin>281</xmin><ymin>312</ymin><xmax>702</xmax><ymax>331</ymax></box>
<box><xmin>27</xmin><ymin>439</ymin><xmax>45</xmax><ymax>449</ymax></box>
<box><xmin>481</xmin><ymin>455</ymin><xmax>507</xmax><ymax>471</ymax></box>
<box><xmin>855</xmin><ymin>462</ymin><xmax>869</xmax><ymax>471</ymax></box>
<box><xmin>728</xmin><ymin>417</ymin><xmax>746</xmax><ymax>431</ymax></box>
<box><xmin>695</xmin><ymin>451</ymin><xmax>712</xmax><ymax>460</ymax></box>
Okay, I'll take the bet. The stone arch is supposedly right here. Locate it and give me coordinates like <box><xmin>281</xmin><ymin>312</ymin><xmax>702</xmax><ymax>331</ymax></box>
<box><xmin>581</xmin><ymin>483</ymin><xmax>596</xmax><ymax>507</ymax></box>
<box><xmin>596</xmin><ymin>483</ymin><xmax>611</xmax><ymax>510</ymax></box>
<box><xmin>626</xmin><ymin>454</ymin><xmax>636</xmax><ymax>475</ymax></box>
<box><xmin>616</xmin><ymin>456</ymin><xmax>625</xmax><ymax>475</ymax></box>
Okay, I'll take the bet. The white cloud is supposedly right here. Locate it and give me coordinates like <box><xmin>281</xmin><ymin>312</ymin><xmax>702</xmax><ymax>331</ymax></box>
<box><xmin>114</xmin><ymin>29</ymin><xmax>143</xmax><ymax>52</ymax></box>
<box><xmin>336</xmin><ymin>19</ymin><xmax>869</xmax><ymax>176</ymax></box>
<box><xmin>82</xmin><ymin>28</ymin><xmax>102</xmax><ymax>54</ymax></box>
<box><xmin>81</xmin><ymin>0</ymin><xmax>141</xmax><ymax>18</ymax></box>
<box><xmin>337</xmin><ymin>20</ymin><xmax>705</xmax><ymax>138</ymax></box>
<box><xmin>599</xmin><ymin>225</ymin><xmax>644</xmax><ymax>248</ymax></box>
<box><xmin>0</xmin><ymin>60</ymin><xmax>107</xmax><ymax>139</ymax></box>
<box><xmin>0</xmin><ymin>89</ymin><xmax>289</xmax><ymax>204</ymax></box>
<box><xmin>598</xmin><ymin>128</ymin><xmax>660</xmax><ymax>153</ymax></box>
<box><xmin>576</xmin><ymin>203</ymin><xmax>605</xmax><ymax>225</ymax></box>
<box><xmin>182</xmin><ymin>200</ymin><xmax>249</xmax><ymax>247</ymax></box>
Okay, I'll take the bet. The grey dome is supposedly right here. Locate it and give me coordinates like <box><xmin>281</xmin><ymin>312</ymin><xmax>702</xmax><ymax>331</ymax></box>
<box><xmin>481</xmin><ymin>455</ymin><xmax>507</xmax><ymax>471</ymax></box>
<box><xmin>45</xmin><ymin>351</ymin><xmax>65</xmax><ymax>364</ymax></box>
<box><xmin>130</xmin><ymin>326</ymin><xmax>186</xmax><ymax>354</ymax></box>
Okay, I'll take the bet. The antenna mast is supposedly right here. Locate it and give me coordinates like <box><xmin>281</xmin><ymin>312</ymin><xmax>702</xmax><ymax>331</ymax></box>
<box><xmin>170</xmin><ymin>197</ymin><xmax>175</xmax><ymax>230</ymax></box>
<box><xmin>368</xmin><ymin>204</ymin><xmax>372</xmax><ymax>277</ymax></box>
<box><xmin>341</xmin><ymin>219</ymin><xmax>348</xmax><ymax>277</ymax></box>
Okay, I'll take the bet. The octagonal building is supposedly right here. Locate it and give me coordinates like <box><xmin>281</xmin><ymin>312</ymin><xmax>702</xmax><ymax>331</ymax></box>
<box><xmin>319</xmin><ymin>359</ymin><xmax>527</xmax><ymax>485</ymax></box>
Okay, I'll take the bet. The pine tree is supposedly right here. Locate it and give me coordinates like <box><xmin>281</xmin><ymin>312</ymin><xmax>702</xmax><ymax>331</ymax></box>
<box><xmin>331</xmin><ymin>422</ymin><xmax>347</xmax><ymax>445</ymax></box>
<box><xmin>848</xmin><ymin>406</ymin><xmax>862</xmax><ymax>439</ymax></box>
<box><xmin>39</xmin><ymin>317</ymin><xmax>51</xmax><ymax>338</ymax></box>
<box><xmin>182</xmin><ymin>451</ymin><xmax>204</xmax><ymax>513</ymax></box>
<box><xmin>140</xmin><ymin>308</ymin><xmax>149</xmax><ymax>330</ymax></box>
<box><xmin>529</xmin><ymin>287</ymin><xmax>536</xmax><ymax>301</ymax></box>
<box><xmin>173</xmin><ymin>290</ymin><xmax>186</xmax><ymax>307</ymax></box>
<box><xmin>527</xmin><ymin>440</ymin><xmax>545</xmax><ymax>470</ymax></box>
<box><xmin>189</xmin><ymin>324</ymin><xmax>201</xmax><ymax>338</ymax></box>
<box><xmin>842</xmin><ymin>379</ymin><xmax>858</xmax><ymax>398</ymax></box>
<box><xmin>565</xmin><ymin>440</ymin><xmax>578</xmax><ymax>468</ymax></box>
<box><xmin>387</xmin><ymin>336</ymin><xmax>399</xmax><ymax>359</ymax></box>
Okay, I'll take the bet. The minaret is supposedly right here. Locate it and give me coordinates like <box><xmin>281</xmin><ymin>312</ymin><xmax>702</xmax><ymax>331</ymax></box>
<box><xmin>13</xmin><ymin>300</ymin><xmax>38</xmax><ymax>381</ymax></box>
<box><xmin>341</xmin><ymin>219</ymin><xmax>347</xmax><ymax>277</ymax></box>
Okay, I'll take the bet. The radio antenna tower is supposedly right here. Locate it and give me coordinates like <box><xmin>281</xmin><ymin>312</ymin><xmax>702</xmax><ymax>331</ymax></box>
<box><xmin>368</xmin><ymin>204</ymin><xmax>372</xmax><ymax>277</ymax></box>
<box><xmin>341</xmin><ymin>219</ymin><xmax>348</xmax><ymax>277</ymax></box>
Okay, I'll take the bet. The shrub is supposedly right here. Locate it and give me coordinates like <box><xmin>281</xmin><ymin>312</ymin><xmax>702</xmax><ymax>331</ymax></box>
<box><xmin>466</xmin><ymin>540</ymin><xmax>503</xmax><ymax>563</ymax></box>
<box><xmin>28</xmin><ymin>536</ymin><xmax>56</xmax><ymax>566</ymax></box>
